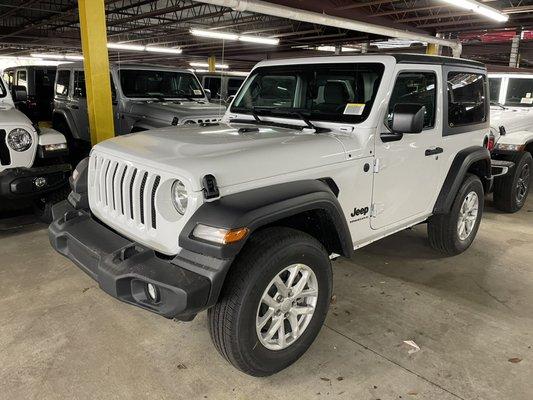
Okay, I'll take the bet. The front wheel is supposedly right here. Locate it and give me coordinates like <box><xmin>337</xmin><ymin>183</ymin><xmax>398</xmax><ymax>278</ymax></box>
<box><xmin>208</xmin><ymin>227</ymin><xmax>332</xmax><ymax>376</ymax></box>
<box><xmin>493</xmin><ymin>152</ymin><xmax>532</xmax><ymax>213</ymax></box>
<box><xmin>428</xmin><ymin>173</ymin><xmax>484</xmax><ymax>256</ymax></box>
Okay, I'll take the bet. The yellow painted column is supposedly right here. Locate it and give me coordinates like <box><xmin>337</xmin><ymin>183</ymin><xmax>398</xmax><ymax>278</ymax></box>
<box><xmin>426</xmin><ymin>43</ymin><xmax>439</xmax><ymax>55</ymax></box>
<box><xmin>208</xmin><ymin>55</ymin><xmax>216</xmax><ymax>73</ymax></box>
<box><xmin>78</xmin><ymin>0</ymin><xmax>114</xmax><ymax>145</ymax></box>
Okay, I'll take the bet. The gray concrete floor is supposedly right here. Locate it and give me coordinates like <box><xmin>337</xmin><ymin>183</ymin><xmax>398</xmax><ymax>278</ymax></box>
<box><xmin>1</xmin><ymin>197</ymin><xmax>532</xmax><ymax>400</ymax></box>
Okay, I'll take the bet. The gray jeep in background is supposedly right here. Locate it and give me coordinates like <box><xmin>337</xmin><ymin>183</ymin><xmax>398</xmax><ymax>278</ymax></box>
<box><xmin>52</xmin><ymin>63</ymin><xmax>226</xmax><ymax>148</ymax></box>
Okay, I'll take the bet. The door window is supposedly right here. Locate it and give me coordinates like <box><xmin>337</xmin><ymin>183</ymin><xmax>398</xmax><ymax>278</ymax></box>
<box><xmin>506</xmin><ymin>78</ymin><xmax>533</xmax><ymax>106</ymax></box>
<box><xmin>227</xmin><ymin>78</ymin><xmax>244</xmax><ymax>96</ymax></box>
<box><xmin>447</xmin><ymin>72</ymin><xmax>487</xmax><ymax>127</ymax></box>
<box><xmin>16</xmin><ymin>70</ymin><xmax>27</xmax><ymax>88</ymax></box>
<box><xmin>73</xmin><ymin>71</ymin><xmax>86</xmax><ymax>98</ymax></box>
<box><xmin>55</xmin><ymin>70</ymin><xmax>70</xmax><ymax>96</ymax></box>
<box><xmin>204</xmin><ymin>77</ymin><xmax>222</xmax><ymax>99</ymax></box>
<box><xmin>489</xmin><ymin>77</ymin><xmax>502</xmax><ymax>104</ymax></box>
<box><xmin>387</xmin><ymin>72</ymin><xmax>437</xmax><ymax>129</ymax></box>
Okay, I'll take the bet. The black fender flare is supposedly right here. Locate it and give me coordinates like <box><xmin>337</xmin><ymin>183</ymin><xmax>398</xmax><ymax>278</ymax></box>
<box><xmin>179</xmin><ymin>179</ymin><xmax>353</xmax><ymax>260</ymax></box>
<box><xmin>52</xmin><ymin>110</ymin><xmax>79</xmax><ymax>140</ymax></box>
<box><xmin>433</xmin><ymin>146</ymin><xmax>491</xmax><ymax>214</ymax></box>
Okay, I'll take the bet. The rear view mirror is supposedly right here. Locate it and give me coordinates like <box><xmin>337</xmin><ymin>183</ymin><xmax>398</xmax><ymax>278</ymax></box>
<box><xmin>391</xmin><ymin>103</ymin><xmax>425</xmax><ymax>134</ymax></box>
<box><xmin>11</xmin><ymin>85</ymin><xmax>27</xmax><ymax>103</ymax></box>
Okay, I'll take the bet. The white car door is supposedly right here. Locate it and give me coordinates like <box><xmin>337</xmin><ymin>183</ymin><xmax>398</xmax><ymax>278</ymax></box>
<box><xmin>371</xmin><ymin>65</ymin><xmax>445</xmax><ymax>230</ymax></box>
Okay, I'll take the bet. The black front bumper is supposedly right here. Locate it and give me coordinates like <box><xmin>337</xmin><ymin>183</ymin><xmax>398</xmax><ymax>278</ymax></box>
<box><xmin>0</xmin><ymin>164</ymin><xmax>71</xmax><ymax>199</ymax></box>
<box><xmin>49</xmin><ymin>204</ymin><xmax>230</xmax><ymax>320</ymax></box>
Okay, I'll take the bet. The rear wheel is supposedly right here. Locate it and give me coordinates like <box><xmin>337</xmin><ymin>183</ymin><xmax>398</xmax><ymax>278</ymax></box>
<box><xmin>208</xmin><ymin>227</ymin><xmax>332</xmax><ymax>376</ymax></box>
<box><xmin>493</xmin><ymin>152</ymin><xmax>532</xmax><ymax>213</ymax></box>
<box><xmin>428</xmin><ymin>173</ymin><xmax>484</xmax><ymax>255</ymax></box>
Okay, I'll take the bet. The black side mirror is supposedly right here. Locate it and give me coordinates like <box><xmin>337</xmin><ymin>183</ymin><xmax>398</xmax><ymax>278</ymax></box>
<box><xmin>499</xmin><ymin>125</ymin><xmax>506</xmax><ymax>136</ymax></box>
<box><xmin>204</xmin><ymin>88</ymin><xmax>212</xmax><ymax>101</ymax></box>
<box><xmin>391</xmin><ymin>103</ymin><xmax>425</xmax><ymax>134</ymax></box>
<box><xmin>11</xmin><ymin>85</ymin><xmax>27</xmax><ymax>103</ymax></box>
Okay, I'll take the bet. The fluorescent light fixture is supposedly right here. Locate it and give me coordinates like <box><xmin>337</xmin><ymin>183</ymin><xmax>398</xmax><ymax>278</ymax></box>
<box><xmin>190</xmin><ymin>62</ymin><xmax>229</xmax><ymax>69</ymax></box>
<box><xmin>145</xmin><ymin>46</ymin><xmax>182</xmax><ymax>54</ymax></box>
<box><xmin>373</xmin><ymin>39</ymin><xmax>426</xmax><ymax>49</ymax></box>
<box><xmin>107</xmin><ymin>43</ymin><xmax>145</xmax><ymax>51</ymax></box>
<box><xmin>190</xmin><ymin>28</ymin><xmax>278</xmax><ymax>45</ymax></box>
<box><xmin>440</xmin><ymin>0</ymin><xmax>508</xmax><ymax>22</ymax></box>
<box><xmin>316</xmin><ymin>46</ymin><xmax>359</xmax><ymax>52</ymax></box>
<box><xmin>31</xmin><ymin>53</ymin><xmax>84</xmax><ymax>60</ymax></box>
<box><xmin>239</xmin><ymin>35</ymin><xmax>279</xmax><ymax>45</ymax></box>
<box><xmin>190</xmin><ymin>29</ymin><xmax>238</xmax><ymax>41</ymax></box>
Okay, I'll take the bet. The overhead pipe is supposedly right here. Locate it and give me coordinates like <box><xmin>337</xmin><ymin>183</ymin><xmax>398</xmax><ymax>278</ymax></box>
<box><xmin>193</xmin><ymin>0</ymin><xmax>463</xmax><ymax>57</ymax></box>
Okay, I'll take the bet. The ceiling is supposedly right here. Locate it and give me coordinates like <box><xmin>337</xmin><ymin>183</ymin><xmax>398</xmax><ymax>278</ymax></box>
<box><xmin>0</xmin><ymin>0</ymin><xmax>532</xmax><ymax>70</ymax></box>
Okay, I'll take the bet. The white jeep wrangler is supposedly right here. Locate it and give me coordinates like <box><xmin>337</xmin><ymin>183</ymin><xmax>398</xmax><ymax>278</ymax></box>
<box><xmin>0</xmin><ymin>76</ymin><xmax>70</xmax><ymax>219</ymax></box>
<box><xmin>49</xmin><ymin>54</ymin><xmax>492</xmax><ymax>376</ymax></box>
<box><xmin>488</xmin><ymin>72</ymin><xmax>533</xmax><ymax>212</ymax></box>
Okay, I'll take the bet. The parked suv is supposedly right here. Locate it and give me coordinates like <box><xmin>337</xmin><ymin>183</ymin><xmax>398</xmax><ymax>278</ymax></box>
<box><xmin>0</xmin><ymin>76</ymin><xmax>70</xmax><ymax>219</ymax></box>
<box><xmin>3</xmin><ymin>65</ymin><xmax>57</xmax><ymax>122</ymax></box>
<box><xmin>52</xmin><ymin>63</ymin><xmax>226</xmax><ymax>144</ymax></box>
<box><xmin>50</xmin><ymin>54</ymin><xmax>492</xmax><ymax>376</ymax></box>
<box><xmin>197</xmin><ymin>72</ymin><xmax>246</xmax><ymax>102</ymax></box>
<box><xmin>488</xmin><ymin>71</ymin><xmax>533</xmax><ymax>212</ymax></box>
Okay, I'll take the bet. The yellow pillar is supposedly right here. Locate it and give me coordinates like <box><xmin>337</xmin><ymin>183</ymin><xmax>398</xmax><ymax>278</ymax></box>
<box><xmin>426</xmin><ymin>43</ymin><xmax>439</xmax><ymax>55</ymax></box>
<box><xmin>208</xmin><ymin>55</ymin><xmax>216</xmax><ymax>73</ymax></box>
<box><xmin>78</xmin><ymin>0</ymin><xmax>114</xmax><ymax>145</ymax></box>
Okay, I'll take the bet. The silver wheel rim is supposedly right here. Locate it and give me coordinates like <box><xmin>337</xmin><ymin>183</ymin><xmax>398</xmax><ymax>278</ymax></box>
<box><xmin>256</xmin><ymin>264</ymin><xmax>318</xmax><ymax>351</ymax></box>
<box><xmin>457</xmin><ymin>191</ymin><xmax>479</xmax><ymax>241</ymax></box>
<box><xmin>516</xmin><ymin>164</ymin><xmax>530</xmax><ymax>204</ymax></box>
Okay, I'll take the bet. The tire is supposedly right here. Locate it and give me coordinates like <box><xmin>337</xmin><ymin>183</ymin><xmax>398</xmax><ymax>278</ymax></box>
<box><xmin>53</xmin><ymin>117</ymin><xmax>90</xmax><ymax>165</ymax></box>
<box><xmin>428</xmin><ymin>173</ymin><xmax>484</xmax><ymax>256</ymax></box>
<box><xmin>33</xmin><ymin>184</ymin><xmax>70</xmax><ymax>223</ymax></box>
<box><xmin>493</xmin><ymin>152</ymin><xmax>532</xmax><ymax>213</ymax></box>
<box><xmin>208</xmin><ymin>227</ymin><xmax>332</xmax><ymax>377</ymax></box>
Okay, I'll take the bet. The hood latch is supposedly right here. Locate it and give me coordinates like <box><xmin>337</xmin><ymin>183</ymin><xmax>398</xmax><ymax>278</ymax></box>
<box><xmin>202</xmin><ymin>174</ymin><xmax>220</xmax><ymax>200</ymax></box>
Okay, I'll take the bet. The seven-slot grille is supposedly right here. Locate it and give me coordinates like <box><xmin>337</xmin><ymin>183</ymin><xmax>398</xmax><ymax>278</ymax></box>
<box><xmin>91</xmin><ymin>154</ymin><xmax>161</xmax><ymax>229</ymax></box>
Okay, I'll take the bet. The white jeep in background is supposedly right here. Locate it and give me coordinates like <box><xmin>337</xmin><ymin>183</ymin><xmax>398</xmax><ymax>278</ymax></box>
<box><xmin>488</xmin><ymin>72</ymin><xmax>533</xmax><ymax>212</ymax></box>
<box><xmin>50</xmin><ymin>54</ymin><xmax>493</xmax><ymax>376</ymax></box>
<box><xmin>0</xmin><ymin>76</ymin><xmax>70</xmax><ymax>220</ymax></box>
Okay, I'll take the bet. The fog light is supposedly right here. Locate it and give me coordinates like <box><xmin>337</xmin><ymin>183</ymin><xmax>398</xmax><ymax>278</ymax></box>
<box><xmin>146</xmin><ymin>283</ymin><xmax>160</xmax><ymax>303</ymax></box>
<box><xmin>34</xmin><ymin>177</ymin><xmax>47</xmax><ymax>188</ymax></box>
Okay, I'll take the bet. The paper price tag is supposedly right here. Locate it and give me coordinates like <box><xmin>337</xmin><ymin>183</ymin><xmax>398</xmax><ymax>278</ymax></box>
<box><xmin>343</xmin><ymin>103</ymin><xmax>365</xmax><ymax>115</ymax></box>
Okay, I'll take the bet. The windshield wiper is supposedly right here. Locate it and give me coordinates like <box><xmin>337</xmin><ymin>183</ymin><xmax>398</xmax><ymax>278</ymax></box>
<box><xmin>253</xmin><ymin>107</ymin><xmax>330</xmax><ymax>133</ymax></box>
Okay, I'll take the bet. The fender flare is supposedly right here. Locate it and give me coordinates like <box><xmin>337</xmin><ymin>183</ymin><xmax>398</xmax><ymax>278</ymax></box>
<box><xmin>179</xmin><ymin>179</ymin><xmax>353</xmax><ymax>260</ymax></box>
<box><xmin>52</xmin><ymin>110</ymin><xmax>79</xmax><ymax>140</ymax></box>
<box><xmin>433</xmin><ymin>146</ymin><xmax>491</xmax><ymax>214</ymax></box>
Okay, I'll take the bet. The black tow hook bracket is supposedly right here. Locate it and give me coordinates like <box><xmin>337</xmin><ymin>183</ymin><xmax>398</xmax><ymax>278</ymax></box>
<box><xmin>202</xmin><ymin>174</ymin><xmax>220</xmax><ymax>200</ymax></box>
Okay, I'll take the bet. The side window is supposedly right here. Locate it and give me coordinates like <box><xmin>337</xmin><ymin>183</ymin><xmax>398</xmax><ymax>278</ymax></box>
<box><xmin>447</xmin><ymin>72</ymin><xmax>486</xmax><ymax>127</ymax></box>
<box><xmin>73</xmin><ymin>71</ymin><xmax>86</xmax><ymax>98</ymax></box>
<box><xmin>55</xmin><ymin>70</ymin><xmax>70</xmax><ymax>96</ymax></box>
<box><xmin>204</xmin><ymin>77</ymin><xmax>222</xmax><ymax>99</ymax></box>
<box><xmin>488</xmin><ymin>77</ymin><xmax>502</xmax><ymax>104</ymax></box>
<box><xmin>227</xmin><ymin>78</ymin><xmax>244</xmax><ymax>96</ymax></box>
<box><xmin>16</xmin><ymin>70</ymin><xmax>27</xmax><ymax>88</ymax></box>
<box><xmin>387</xmin><ymin>72</ymin><xmax>437</xmax><ymax>129</ymax></box>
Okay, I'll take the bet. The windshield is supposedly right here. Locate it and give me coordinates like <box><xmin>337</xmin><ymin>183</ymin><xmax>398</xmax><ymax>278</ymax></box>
<box><xmin>231</xmin><ymin>63</ymin><xmax>385</xmax><ymax>124</ymax></box>
<box><xmin>489</xmin><ymin>77</ymin><xmax>502</xmax><ymax>104</ymax></box>
<box><xmin>119</xmin><ymin>69</ymin><xmax>205</xmax><ymax>99</ymax></box>
<box><xmin>506</xmin><ymin>78</ymin><xmax>533</xmax><ymax>107</ymax></box>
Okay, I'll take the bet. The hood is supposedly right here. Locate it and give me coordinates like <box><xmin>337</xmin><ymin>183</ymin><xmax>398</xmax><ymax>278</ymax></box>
<box><xmin>93</xmin><ymin>123</ymin><xmax>347</xmax><ymax>191</ymax></box>
<box><xmin>491</xmin><ymin>106</ymin><xmax>533</xmax><ymax>133</ymax></box>
<box><xmin>0</xmin><ymin>104</ymin><xmax>33</xmax><ymax>127</ymax></box>
<box><xmin>129</xmin><ymin>100</ymin><xmax>226</xmax><ymax>123</ymax></box>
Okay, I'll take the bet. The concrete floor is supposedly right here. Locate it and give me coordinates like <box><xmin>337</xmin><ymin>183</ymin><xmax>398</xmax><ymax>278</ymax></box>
<box><xmin>0</xmin><ymin>197</ymin><xmax>532</xmax><ymax>400</ymax></box>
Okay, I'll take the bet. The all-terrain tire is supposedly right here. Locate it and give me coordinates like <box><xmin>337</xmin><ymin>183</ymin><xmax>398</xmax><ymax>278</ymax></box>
<box><xmin>428</xmin><ymin>173</ymin><xmax>484</xmax><ymax>256</ymax></box>
<box><xmin>208</xmin><ymin>227</ymin><xmax>332</xmax><ymax>377</ymax></box>
<box><xmin>493</xmin><ymin>151</ymin><xmax>532</xmax><ymax>213</ymax></box>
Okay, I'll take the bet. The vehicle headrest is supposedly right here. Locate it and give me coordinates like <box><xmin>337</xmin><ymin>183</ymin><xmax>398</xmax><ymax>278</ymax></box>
<box><xmin>324</xmin><ymin>81</ymin><xmax>348</xmax><ymax>104</ymax></box>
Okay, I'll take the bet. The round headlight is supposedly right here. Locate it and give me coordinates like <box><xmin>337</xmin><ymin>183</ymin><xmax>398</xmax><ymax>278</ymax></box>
<box><xmin>171</xmin><ymin>179</ymin><xmax>188</xmax><ymax>215</ymax></box>
<box><xmin>7</xmin><ymin>128</ymin><xmax>32</xmax><ymax>152</ymax></box>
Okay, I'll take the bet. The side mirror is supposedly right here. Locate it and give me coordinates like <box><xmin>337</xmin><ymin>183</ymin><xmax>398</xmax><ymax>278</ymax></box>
<box><xmin>11</xmin><ymin>85</ymin><xmax>28</xmax><ymax>103</ymax></box>
<box><xmin>391</xmin><ymin>103</ymin><xmax>425</xmax><ymax>134</ymax></box>
<box><xmin>204</xmin><ymin>88</ymin><xmax>212</xmax><ymax>101</ymax></box>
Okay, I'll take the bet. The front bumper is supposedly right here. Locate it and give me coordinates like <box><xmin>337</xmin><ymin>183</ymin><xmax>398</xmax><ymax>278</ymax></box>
<box><xmin>0</xmin><ymin>164</ymin><xmax>71</xmax><ymax>199</ymax></box>
<box><xmin>49</xmin><ymin>203</ymin><xmax>230</xmax><ymax>320</ymax></box>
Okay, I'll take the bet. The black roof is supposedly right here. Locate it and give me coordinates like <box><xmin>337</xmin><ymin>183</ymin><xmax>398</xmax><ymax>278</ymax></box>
<box><xmin>390</xmin><ymin>53</ymin><xmax>485</xmax><ymax>69</ymax></box>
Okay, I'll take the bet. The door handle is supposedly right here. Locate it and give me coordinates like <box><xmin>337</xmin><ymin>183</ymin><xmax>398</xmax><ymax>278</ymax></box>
<box><xmin>68</xmin><ymin>104</ymin><xmax>79</xmax><ymax>110</ymax></box>
<box><xmin>425</xmin><ymin>147</ymin><xmax>443</xmax><ymax>156</ymax></box>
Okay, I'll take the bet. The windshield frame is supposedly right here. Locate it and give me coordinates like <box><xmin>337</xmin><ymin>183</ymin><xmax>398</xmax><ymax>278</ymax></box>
<box><xmin>230</xmin><ymin>62</ymin><xmax>386</xmax><ymax>125</ymax></box>
<box><xmin>117</xmin><ymin>68</ymin><xmax>206</xmax><ymax>100</ymax></box>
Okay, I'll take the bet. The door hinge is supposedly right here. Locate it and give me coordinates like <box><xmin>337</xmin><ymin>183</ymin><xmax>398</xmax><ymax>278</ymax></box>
<box><xmin>370</xmin><ymin>203</ymin><xmax>377</xmax><ymax>218</ymax></box>
<box><xmin>373</xmin><ymin>158</ymin><xmax>380</xmax><ymax>173</ymax></box>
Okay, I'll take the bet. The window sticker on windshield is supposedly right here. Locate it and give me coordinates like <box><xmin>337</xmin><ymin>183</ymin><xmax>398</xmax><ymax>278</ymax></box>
<box><xmin>193</xmin><ymin>89</ymin><xmax>202</xmax><ymax>95</ymax></box>
<box><xmin>343</xmin><ymin>103</ymin><xmax>365</xmax><ymax>115</ymax></box>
